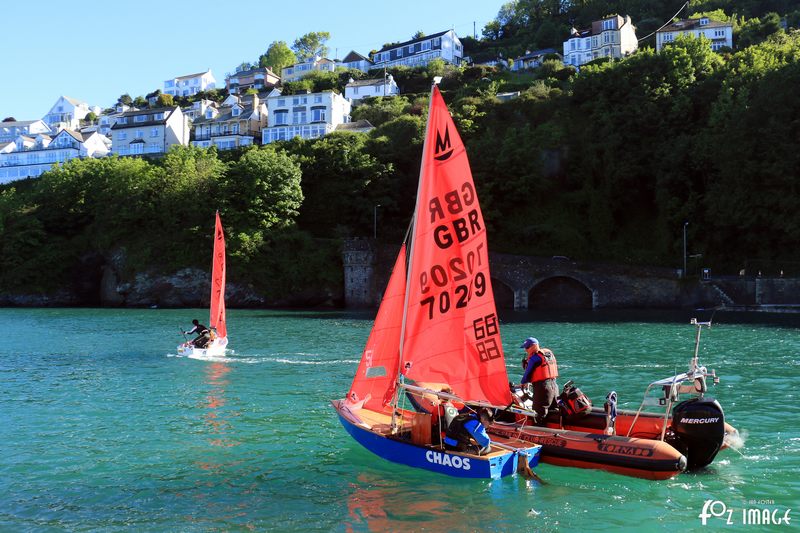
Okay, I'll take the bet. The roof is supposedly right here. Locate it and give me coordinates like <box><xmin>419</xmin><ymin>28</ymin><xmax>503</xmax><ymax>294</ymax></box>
<box><xmin>346</xmin><ymin>78</ymin><xmax>390</xmax><ymax>88</ymax></box>
<box><xmin>341</xmin><ymin>50</ymin><xmax>372</xmax><ymax>63</ymax></box>
<box><xmin>516</xmin><ymin>48</ymin><xmax>559</xmax><ymax>61</ymax></box>
<box><xmin>111</xmin><ymin>107</ymin><xmax>178</xmax><ymax>129</ymax></box>
<box><xmin>192</xmin><ymin>105</ymin><xmax>257</xmax><ymax>125</ymax></box>
<box><xmin>375</xmin><ymin>29</ymin><xmax>452</xmax><ymax>54</ymax></box>
<box><xmin>227</xmin><ymin>66</ymin><xmax>278</xmax><ymax>79</ymax></box>
<box><xmin>55</xmin><ymin>129</ymin><xmax>85</xmax><ymax>143</ymax></box>
<box><xmin>174</xmin><ymin>70</ymin><xmax>211</xmax><ymax>80</ymax></box>
<box><xmin>63</xmin><ymin>96</ymin><xmax>87</xmax><ymax>106</ymax></box>
<box><xmin>0</xmin><ymin>120</ymin><xmax>38</xmax><ymax>128</ymax></box>
<box><xmin>658</xmin><ymin>18</ymin><xmax>733</xmax><ymax>32</ymax></box>
<box><xmin>335</xmin><ymin>119</ymin><xmax>375</xmax><ymax>132</ymax></box>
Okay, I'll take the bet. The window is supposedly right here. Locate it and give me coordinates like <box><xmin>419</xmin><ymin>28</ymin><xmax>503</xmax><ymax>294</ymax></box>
<box><xmin>130</xmin><ymin>143</ymin><xmax>143</xmax><ymax>155</ymax></box>
<box><xmin>433</xmin><ymin>37</ymin><xmax>440</xmax><ymax>46</ymax></box>
<box><xmin>422</xmin><ymin>40</ymin><xmax>431</xmax><ymax>51</ymax></box>
<box><xmin>154</xmin><ymin>113</ymin><xmax>164</xmax><ymax>120</ymax></box>
<box><xmin>293</xmin><ymin>110</ymin><xmax>307</xmax><ymax>124</ymax></box>
<box><xmin>232</xmin><ymin>107</ymin><xmax>240</xmax><ymax>116</ymax></box>
<box><xmin>118</xmin><ymin>132</ymin><xmax>128</xmax><ymax>140</ymax></box>
<box><xmin>134</xmin><ymin>115</ymin><xmax>146</xmax><ymax>122</ymax></box>
<box><xmin>603</xmin><ymin>19</ymin><xmax>614</xmax><ymax>30</ymax></box>
<box><xmin>166</xmin><ymin>81</ymin><xmax>174</xmax><ymax>87</ymax></box>
<box><xmin>314</xmin><ymin>95</ymin><xmax>323</xmax><ymax>103</ymax></box>
<box><xmin>274</xmin><ymin>111</ymin><xmax>288</xmax><ymax>125</ymax></box>
<box><xmin>311</xmin><ymin>107</ymin><xmax>326</xmax><ymax>122</ymax></box>
<box><xmin>150</xmin><ymin>128</ymin><xmax>159</xmax><ymax>137</ymax></box>
<box><xmin>148</xmin><ymin>143</ymin><xmax>160</xmax><ymax>153</ymax></box>
<box><xmin>277</xmin><ymin>98</ymin><xmax>286</xmax><ymax>106</ymax></box>
<box><xmin>135</xmin><ymin>130</ymin><xmax>144</xmax><ymax>139</ymax></box>
<box><xmin>397</xmin><ymin>48</ymin><xmax>403</xmax><ymax>57</ymax></box>
<box><xmin>118</xmin><ymin>117</ymin><xmax>128</xmax><ymax>124</ymax></box>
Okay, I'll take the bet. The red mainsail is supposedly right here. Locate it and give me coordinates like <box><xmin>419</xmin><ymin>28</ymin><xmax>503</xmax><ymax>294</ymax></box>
<box><xmin>401</xmin><ymin>86</ymin><xmax>511</xmax><ymax>406</ymax></box>
<box><xmin>209</xmin><ymin>211</ymin><xmax>227</xmax><ymax>339</ymax></box>
<box><xmin>347</xmin><ymin>244</ymin><xmax>407</xmax><ymax>413</ymax></box>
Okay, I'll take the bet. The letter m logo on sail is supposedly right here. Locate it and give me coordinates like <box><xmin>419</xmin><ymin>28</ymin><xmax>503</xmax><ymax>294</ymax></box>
<box><xmin>434</xmin><ymin>126</ymin><xmax>453</xmax><ymax>161</ymax></box>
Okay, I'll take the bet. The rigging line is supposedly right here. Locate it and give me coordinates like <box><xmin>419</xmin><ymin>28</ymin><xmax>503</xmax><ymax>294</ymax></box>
<box><xmin>637</xmin><ymin>1</ymin><xmax>690</xmax><ymax>42</ymax></box>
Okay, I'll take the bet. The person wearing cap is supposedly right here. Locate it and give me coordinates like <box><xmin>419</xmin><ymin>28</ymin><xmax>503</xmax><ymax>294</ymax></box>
<box><xmin>520</xmin><ymin>337</ymin><xmax>559</xmax><ymax>424</ymax></box>
<box><xmin>443</xmin><ymin>408</ymin><xmax>494</xmax><ymax>455</ymax></box>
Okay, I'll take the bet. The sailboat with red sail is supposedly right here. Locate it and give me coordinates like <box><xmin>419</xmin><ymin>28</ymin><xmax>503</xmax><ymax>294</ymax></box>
<box><xmin>178</xmin><ymin>211</ymin><xmax>229</xmax><ymax>357</ymax></box>
<box><xmin>332</xmin><ymin>84</ymin><xmax>540</xmax><ymax>479</ymax></box>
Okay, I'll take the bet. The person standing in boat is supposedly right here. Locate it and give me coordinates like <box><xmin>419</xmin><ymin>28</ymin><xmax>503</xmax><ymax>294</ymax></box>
<box><xmin>443</xmin><ymin>408</ymin><xmax>494</xmax><ymax>455</ymax></box>
<box><xmin>520</xmin><ymin>337</ymin><xmax>559</xmax><ymax>424</ymax></box>
<box><xmin>184</xmin><ymin>319</ymin><xmax>211</xmax><ymax>348</ymax></box>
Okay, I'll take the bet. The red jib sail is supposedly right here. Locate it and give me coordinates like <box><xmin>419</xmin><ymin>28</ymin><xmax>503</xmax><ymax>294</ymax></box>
<box><xmin>401</xmin><ymin>86</ymin><xmax>511</xmax><ymax>407</ymax></box>
<box><xmin>209</xmin><ymin>211</ymin><xmax>227</xmax><ymax>339</ymax></box>
<box><xmin>347</xmin><ymin>244</ymin><xmax>407</xmax><ymax>413</ymax></box>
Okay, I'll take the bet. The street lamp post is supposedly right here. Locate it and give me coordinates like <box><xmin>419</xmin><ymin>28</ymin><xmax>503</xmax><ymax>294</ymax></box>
<box><xmin>683</xmin><ymin>221</ymin><xmax>688</xmax><ymax>278</ymax></box>
<box><xmin>374</xmin><ymin>204</ymin><xmax>381</xmax><ymax>240</ymax></box>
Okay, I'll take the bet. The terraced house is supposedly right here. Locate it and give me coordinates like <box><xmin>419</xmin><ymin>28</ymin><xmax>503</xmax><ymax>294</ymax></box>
<box><xmin>110</xmin><ymin>107</ymin><xmax>189</xmax><ymax>156</ymax></box>
<box><xmin>262</xmin><ymin>89</ymin><xmax>351</xmax><ymax>144</ymax></box>
<box><xmin>562</xmin><ymin>15</ymin><xmax>638</xmax><ymax>67</ymax></box>
<box><xmin>192</xmin><ymin>93</ymin><xmax>267</xmax><ymax>150</ymax></box>
<box><xmin>371</xmin><ymin>29</ymin><xmax>463</xmax><ymax>68</ymax></box>
<box><xmin>0</xmin><ymin>129</ymin><xmax>109</xmax><ymax>184</ymax></box>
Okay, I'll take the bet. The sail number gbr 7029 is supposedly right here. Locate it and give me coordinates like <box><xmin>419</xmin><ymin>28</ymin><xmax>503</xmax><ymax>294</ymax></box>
<box><xmin>418</xmin><ymin>244</ymin><xmax>489</xmax><ymax>320</ymax></box>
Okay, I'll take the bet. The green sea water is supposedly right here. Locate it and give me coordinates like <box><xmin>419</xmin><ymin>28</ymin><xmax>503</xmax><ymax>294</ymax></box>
<box><xmin>2</xmin><ymin>307</ymin><xmax>799</xmax><ymax>532</ymax></box>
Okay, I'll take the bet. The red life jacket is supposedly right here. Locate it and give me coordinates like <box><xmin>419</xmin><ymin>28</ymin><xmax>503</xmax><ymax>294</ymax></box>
<box><xmin>531</xmin><ymin>349</ymin><xmax>558</xmax><ymax>381</ymax></box>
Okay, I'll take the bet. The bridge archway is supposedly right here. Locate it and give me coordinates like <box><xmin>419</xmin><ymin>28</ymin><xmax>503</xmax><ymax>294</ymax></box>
<box><xmin>491</xmin><ymin>277</ymin><xmax>515</xmax><ymax>309</ymax></box>
<box><xmin>529</xmin><ymin>276</ymin><xmax>593</xmax><ymax>309</ymax></box>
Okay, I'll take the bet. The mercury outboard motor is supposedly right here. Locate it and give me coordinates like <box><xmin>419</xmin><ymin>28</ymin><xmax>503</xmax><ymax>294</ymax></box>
<box><xmin>668</xmin><ymin>398</ymin><xmax>725</xmax><ymax>469</ymax></box>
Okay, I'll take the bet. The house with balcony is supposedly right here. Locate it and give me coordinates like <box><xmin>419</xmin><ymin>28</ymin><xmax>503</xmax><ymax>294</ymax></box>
<box><xmin>339</xmin><ymin>51</ymin><xmax>374</xmax><ymax>72</ymax></box>
<box><xmin>42</xmin><ymin>96</ymin><xmax>99</xmax><ymax>131</ymax></box>
<box><xmin>183</xmin><ymin>99</ymin><xmax>217</xmax><ymax>122</ymax></box>
<box><xmin>96</xmin><ymin>105</ymin><xmax>137</xmax><ymax>137</ymax></box>
<box><xmin>226</xmin><ymin>66</ymin><xmax>280</xmax><ymax>94</ymax></box>
<box><xmin>164</xmin><ymin>70</ymin><xmax>216</xmax><ymax>97</ymax></box>
<box><xmin>262</xmin><ymin>89</ymin><xmax>351</xmax><ymax>144</ymax></box>
<box><xmin>0</xmin><ymin>119</ymin><xmax>52</xmax><ymax>143</ymax></box>
<box><xmin>0</xmin><ymin>129</ymin><xmax>110</xmax><ymax>184</ymax></box>
<box><xmin>656</xmin><ymin>17</ymin><xmax>733</xmax><ymax>52</ymax></box>
<box><xmin>563</xmin><ymin>15</ymin><xmax>637</xmax><ymax>68</ymax></box>
<box><xmin>371</xmin><ymin>30</ymin><xmax>463</xmax><ymax>68</ymax></box>
<box><xmin>110</xmin><ymin>107</ymin><xmax>188</xmax><ymax>156</ymax></box>
<box><xmin>281</xmin><ymin>56</ymin><xmax>337</xmax><ymax>82</ymax></box>
<box><xmin>345</xmin><ymin>75</ymin><xmax>399</xmax><ymax>102</ymax></box>
<box><xmin>511</xmin><ymin>48</ymin><xmax>560</xmax><ymax>71</ymax></box>
<box><xmin>192</xmin><ymin>94</ymin><xmax>267</xmax><ymax>150</ymax></box>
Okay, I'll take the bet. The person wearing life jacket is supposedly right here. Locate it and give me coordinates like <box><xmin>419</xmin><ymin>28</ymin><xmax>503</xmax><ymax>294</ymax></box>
<box><xmin>443</xmin><ymin>408</ymin><xmax>493</xmax><ymax>455</ymax></box>
<box><xmin>520</xmin><ymin>337</ymin><xmax>559</xmax><ymax>425</ymax></box>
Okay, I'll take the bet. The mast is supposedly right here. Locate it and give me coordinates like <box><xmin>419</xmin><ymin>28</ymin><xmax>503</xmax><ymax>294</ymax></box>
<box><xmin>391</xmin><ymin>80</ymin><xmax>439</xmax><ymax>432</ymax></box>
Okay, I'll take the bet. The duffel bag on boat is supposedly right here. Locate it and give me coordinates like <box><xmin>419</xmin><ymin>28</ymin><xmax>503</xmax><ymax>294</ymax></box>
<box><xmin>558</xmin><ymin>380</ymin><xmax>592</xmax><ymax>419</ymax></box>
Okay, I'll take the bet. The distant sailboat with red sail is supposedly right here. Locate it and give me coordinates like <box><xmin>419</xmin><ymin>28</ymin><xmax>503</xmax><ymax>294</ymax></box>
<box><xmin>332</xmin><ymin>84</ymin><xmax>540</xmax><ymax>479</ymax></box>
<box><xmin>178</xmin><ymin>211</ymin><xmax>229</xmax><ymax>357</ymax></box>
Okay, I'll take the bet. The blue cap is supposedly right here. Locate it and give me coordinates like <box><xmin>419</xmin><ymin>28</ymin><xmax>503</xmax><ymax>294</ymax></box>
<box><xmin>521</xmin><ymin>337</ymin><xmax>539</xmax><ymax>349</ymax></box>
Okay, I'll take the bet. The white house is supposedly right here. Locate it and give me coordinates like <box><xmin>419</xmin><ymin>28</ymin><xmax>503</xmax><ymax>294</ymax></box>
<box><xmin>164</xmin><ymin>70</ymin><xmax>216</xmax><ymax>97</ymax></box>
<box><xmin>42</xmin><ymin>96</ymin><xmax>98</xmax><ymax>131</ymax></box>
<box><xmin>0</xmin><ymin>119</ymin><xmax>52</xmax><ymax>143</ymax></box>
<box><xmin>183</xmin><ymin>99</ymin><xmax>217</xmax><ymax>122</ymax></box>
<box><xmin>110</xmin><ymin>107</ymin><xmax>189</xmax><ymax>156</ymax></box>
<box><xmin>0</xmin><ymin>129</ymin><xmax>110</xmax><ymax>184</ymax></box>
<box><xmin>192</xmin><ymin>93</ymin><xmax>267</xmax><ymax>150</ymax></box>
<box><xmin>345</xmin><ymin>75</ymin><xmax>399</xmax><ymax>101</ymax></box>
<box><xmin>563</xmin><ymin>15</ymin><xmax>638</xmax><ymax>68</ymax></box>
<box><xmin>512</xmin><ymin>48</ymin><xmax>560</xmax><ymax>71</ymax></box>
<box><xmin>656</xmin><ymin>17</ymin><xmax>733</xmax><ymax>52</ymax></box>
<box><xmin>339</xmin><ymin>51</ymin><xmax>374</xmax><ymax>72</ymax></box>
<box><xmin>371</xmin><ymin>30</ymin><xmax>463</xmax><ymax>68</ymax></box>
<box><xmin>262</xmin><ymin>89</ymin><xmax>351</xmax><ymax>144</ymax></box>
<box><xmin>281</xmin><ymin>56</ymin><xmax>337</xmax><ymax>82</ymax></box>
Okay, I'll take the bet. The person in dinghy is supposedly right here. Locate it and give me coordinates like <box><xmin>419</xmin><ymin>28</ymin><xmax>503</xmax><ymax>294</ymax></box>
<box><xmin>444</xmin><ymin>408</ymin><xmax>495</xmax><ymax>455</ymax></box>
<box><xmin>184</xmin><ymin>319</ymin><xmax>211</xmax><ymax>349</ymax></box>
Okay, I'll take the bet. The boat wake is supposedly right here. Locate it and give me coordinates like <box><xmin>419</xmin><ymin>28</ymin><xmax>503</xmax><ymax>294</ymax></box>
<box><xmin>724</xmin><ymin>428</ymin><xmax>747</xmax><ymax>450</ymax></box>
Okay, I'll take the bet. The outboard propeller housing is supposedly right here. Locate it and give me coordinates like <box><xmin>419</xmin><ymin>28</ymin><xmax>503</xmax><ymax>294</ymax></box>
<box><xmin>669</xmin><ymin>398</ymin><xmax>725</xmax><ymax>469</ymax></box>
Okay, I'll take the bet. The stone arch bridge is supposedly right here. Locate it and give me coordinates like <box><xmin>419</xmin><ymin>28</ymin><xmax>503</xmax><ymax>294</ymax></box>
<box><xmin>343</xmin><ymin>240</ymin><xmax>700</xmax><ymax>310</ymax></box>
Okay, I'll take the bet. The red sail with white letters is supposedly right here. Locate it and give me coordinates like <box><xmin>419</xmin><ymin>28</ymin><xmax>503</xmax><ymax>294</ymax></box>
<box><xmin>400</xmin><ymin>86</ymin><xmax>511</xmax><ymax>406</ymax></box>
<box><xmin>209</xmin><ymin>211</ymin><xmax>227</xmax><ymax>339</ymax></box>
<box><xmin>346</xmin><ymin>244</ymin><xmax>407</xmax><ymax>413</ymax></box>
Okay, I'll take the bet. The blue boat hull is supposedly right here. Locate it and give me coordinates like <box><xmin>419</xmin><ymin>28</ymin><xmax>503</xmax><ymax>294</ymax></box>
<box><xmin>333</xmin><ymin>402</ymin><xmax>538</xmax><ymax>479</ymax></box>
